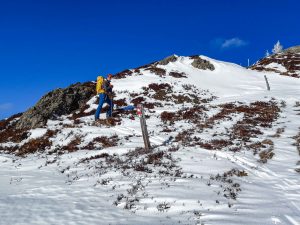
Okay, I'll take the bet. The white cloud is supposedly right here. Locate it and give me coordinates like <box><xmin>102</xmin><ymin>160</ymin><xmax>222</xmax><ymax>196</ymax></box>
<box><xmin>0</xmin><ymin>103</ymin><xmax>13</xmax><ymax>110</ymax></box>
<box><xmin>221</xmin><ymin>38</ymin><xmax>248</xmax><ymax>49</ymax></box>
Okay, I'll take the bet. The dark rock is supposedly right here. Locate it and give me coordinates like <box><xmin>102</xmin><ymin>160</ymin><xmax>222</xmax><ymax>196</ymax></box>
<box><xmin>169</xmin><ymin>71</ymin><xmax>187</xmax><ymax>78</ymax></box>
<box><xmin>283</xmin><ymin>45</ymin><xmax>300</xmax><ymax>54</ymax></box>
<box><xmin>144</xmin><ymin>67</ymin><xmax>167</xmax><ymax>76</ymax></box>
<box><xmin>191</xmin><ymin>56</ymin><xmax>215</xmax><ymax>71</ymax></box>
<box><xmin>16</xmin><ymin>82</ymin><xmax>96</xmax><ymax>129</ymax></box>
<box><xmin>158</xmin><ymin>55</ymin><xmax>178</xmax><ymax>65</ymax></box>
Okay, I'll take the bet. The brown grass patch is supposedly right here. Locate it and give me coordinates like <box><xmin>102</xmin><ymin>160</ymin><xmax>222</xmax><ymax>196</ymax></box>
<box><xmin>161</xmin><ymin>106</ymin><xmax>207</xmax><ymax>125</ymax></box>
<box><xmin>145</xmin><ymin>67</ymin><xmax>166</xmax><ymax>76</ymax></box>
<box><xmin>0</xmin><ymin>113</ymin><xmax>23</xmax><ymax>131</ymax></box>
<box><xmin>83</xmin><ymin>135</ymin><xmax>119</xmax><ymax>150</ymax></box>
<box><xmin>62</xmin><ymin>136</ymin><xmax>82</xmax><ymax>152</ymax></box>
<box><xmin>131</xmin><ymin>97</ymin><xmax>146</xmax><ymax>106</ymax></box>
<box><xmin>114</xmin><ymin>98</ymin><xmax>127</xmax><ymax>107</ymax></box>
<box><xmin>16</xmin><ymin>130</ymin><xmax>58</xmax><ymax>156</ymax></box>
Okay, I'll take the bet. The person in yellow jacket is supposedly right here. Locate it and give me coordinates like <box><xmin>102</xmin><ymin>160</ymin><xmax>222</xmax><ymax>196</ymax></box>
<box><xmin>95</xmin><ymin>74</ymin><xmax>114</xmax><ymax>120</ymax></box>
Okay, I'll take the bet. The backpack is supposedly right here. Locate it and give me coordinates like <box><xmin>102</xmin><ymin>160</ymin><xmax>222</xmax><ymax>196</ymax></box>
<box><xmin>96</xmin><ymin>76</ymin><xmax>105</xmax><ymax>94</ymax></box>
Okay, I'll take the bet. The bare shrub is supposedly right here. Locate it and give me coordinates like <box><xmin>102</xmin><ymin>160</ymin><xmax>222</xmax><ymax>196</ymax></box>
<box><xmin>83</xmin><ymin>135</ymin><xmax>119</xmax><ymax>150</ymax></box>
<box><xmin>259</xmin><ymin>150</ymin><xmax>275</xmax><ymax>163</ymax></box>
<box><xmin>0</xmin><ymin>112</ymin><xmax>23</xmax><ymax>131</ymax></box>
<box><xmin>131</xmin><ymin>96</ymin><xmax>145</xmax><ymax>106</ymax></box>
<box><xmin>157</xmin><ymin>202</ymin><xmax>171</xmax><ymax>212</ymax></box>
<box><xmin>62</xmin><ymin>136</ymin><xmax>82</xmax><ymax>152</ymax></box>
<box><xmin>114</xmin><ymin>98</ymin><xmax>127</xmax><ymax>107</ymax></box>
<box><xmin>145</xmin><ymin>67</ymin><xmax>166</xmax><ymax>76</ymax></box>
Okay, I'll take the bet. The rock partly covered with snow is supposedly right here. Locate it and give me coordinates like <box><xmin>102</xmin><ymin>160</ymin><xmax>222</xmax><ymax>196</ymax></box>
<box><xmin>157</xmin><ymin>54</ymin><xmax>178</xmax><ymax>65</ymax></box>
<box><xmin>250</xmin><ymin>45</ymin><xmax>300</xmax><ymax>78</ymax></box>
<box><xmin>16</xmin><ymin>82</ymin><xmax>95</xmax><ymax>129</ymax></box>
<box><xmin>191</xmin><ymin>55</ymin><xmax>215</xmax><ymax>71</ymax></box>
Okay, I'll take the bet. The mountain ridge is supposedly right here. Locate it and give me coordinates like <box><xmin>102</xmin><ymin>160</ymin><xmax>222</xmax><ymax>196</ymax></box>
<box><xmin>250</xmin><ymin>45</ymin><xmax>300</xmax><ymax>78</ymax></box>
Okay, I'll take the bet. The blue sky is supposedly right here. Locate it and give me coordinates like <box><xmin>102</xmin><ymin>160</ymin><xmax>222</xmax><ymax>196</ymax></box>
<box><xmin>0</xmin><ymin>0</ymin><xmax>299</xmax><ymax>119</ymax></box>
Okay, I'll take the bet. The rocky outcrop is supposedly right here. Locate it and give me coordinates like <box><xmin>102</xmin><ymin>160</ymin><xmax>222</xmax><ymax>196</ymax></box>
<box><xmin>158</xmin><ymin>55</ymin><xmax>178</xmax><ymax>65</ymax></box>
<box><xmin>250</xmin><ymin>45</ymin><xmax>300</xmax><ymax>78</ymax></box>
<box><xmin>283</xmin><ymin>45</ymin><xmax>300</xmax><ymax>54</ymax></box>
<box><xmin>16</xmin><ymin>82</ymin><xmax>95</xmax><ymax>129</ymax></box>
<box><xmin>191</xmin><ymin>56</ymin><xmax>215</xmax><ymax>71</ymax></box>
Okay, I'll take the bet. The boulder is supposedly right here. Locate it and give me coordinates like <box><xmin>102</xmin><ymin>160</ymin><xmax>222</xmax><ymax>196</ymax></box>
<box><xmin>158</xmin><ymin>55</ymin><xmax>178</xmax><ymax>65</ymax></box>
<box><xmin>16</xmin><ymin>82</ymin><xmax>95</xmax><ymax>129</ymax></box>
<box><xmin>191</xmin><ymin>56</ymin><xmax>215</xmax><ymax>71</ymax></box>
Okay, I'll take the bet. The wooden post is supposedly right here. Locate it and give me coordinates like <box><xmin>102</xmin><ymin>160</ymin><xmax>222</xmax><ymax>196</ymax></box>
<box><xmin>137</xmin><ymin>104</ymin><xmax>151</xmax><ymax>150</ymax></box>
<box><xmin>264</xmin><ymin>75</ymin><xmax>270</xmax><ymax>91</ymax></box>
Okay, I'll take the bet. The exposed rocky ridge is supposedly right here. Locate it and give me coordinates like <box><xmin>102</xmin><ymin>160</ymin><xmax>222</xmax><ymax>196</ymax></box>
<box><xmin>15</xmin><ymin>82</ymin><xmax>95</xmax><ymax>129</ymax></box>
<box><xmin>114</xmin><ymin>54</ymin><xmax>215</xmax><ymax>80</ymax></box>
<box><xmin>283</xmin><ymin>45</ymin><xmax>300</xmax><ymax>54</ymax></box>
<box><xmin>190</xmin><ymin>55</ymin><xmax>215</xmax><ymax>71</ymax></box>
<box><xmin>157</xmin><ymin>55</ymin><xmax>178</xmax><ymax>65</ymax></box>
<box><xmin>250</xmin><ymin>45</ymin><xmax>300</xmax><ymax>78</ymax></box>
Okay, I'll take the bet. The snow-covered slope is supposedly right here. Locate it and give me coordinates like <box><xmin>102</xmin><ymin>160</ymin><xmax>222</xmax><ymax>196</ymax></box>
<box><xmin>1</xmin><ymin>55</ymin><xmax>300</xmax><ymax>225</ymax></box>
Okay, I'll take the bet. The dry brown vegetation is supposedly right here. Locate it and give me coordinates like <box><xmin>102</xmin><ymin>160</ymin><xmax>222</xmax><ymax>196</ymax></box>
<box><xmin>209</xmin><ymin>168</ymin><xmax>247</xmax><ymax>201</ymax></box>
<box><xmin>114</xmin><ymin>98</ymin><xmax>127</xmax><ymax>107</ymax></box>
<box><xmin>79</xmin><ymin>146</ymin><xmax>181</xmax><ymax>177</ymax></box>
<box><xmin>0</xmin><ymin>127</ymin><xmax>29</xmax><ymax>144</ymax></box>
<box><xmin>0</xmin><ymin>113</ymin><xmax>29</xmax><ymax>144</ymax></box>
<box><xmin>137</xmin><ymin>83</ymin><xmax>215</xmax><ymax>105</ymax></box>
<box><xmin>171</xmin><ymin>101</ymin><xmax>280</xmax><ymax>159</ymax></box>
<box><xmin>113</xmin><ymin>69</ymin><xmax>133</xmax><ymax>79</ymax></box>
<box><xmin>161</xmin><ymin>106</ymin><xmax>207</xmax><ymax>125</ymax></box>
<box><xmin>145</xmin><ymin>67</ymin><xmax>166</xmax><ymax>76</ymax></box>
<box><xmin>16</xmin><ymin>130</ymin><xmax>58</xmax><ymax>156</ymax></box>
<box><xmin>0</xmin><ymin>113</ymin><xmax>23</xmax><ymax>131</ymax></box>
<box><xmin>251</xmin><ymin>52</ymin><xmax>300</xmax><ymax>78</ymax></box>
<box><xmin>83</xmin><ymin>135</ymin><xmax>120</xmax><ymax>150</ymax></box>
<box><xmin>61</xmin><ymin>136</ymin><xmax>82</xmax><ymax>152</ymax></box>
<box><xmin>131</xmin><ymin>96</ymin><xmax>146</xmax><ymax>106</ymax></box>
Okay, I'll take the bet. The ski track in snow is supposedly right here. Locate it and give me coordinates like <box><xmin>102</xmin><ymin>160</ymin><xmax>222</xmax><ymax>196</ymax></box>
<box><xmin>1</xmin><ymin>56</ymin><xmax>300</xmax><ymax>225</ymax></box>
<box><xmin>212</xmin><ymin>101</ymin><xmax>300</xmax><ymax>225</ymax></box>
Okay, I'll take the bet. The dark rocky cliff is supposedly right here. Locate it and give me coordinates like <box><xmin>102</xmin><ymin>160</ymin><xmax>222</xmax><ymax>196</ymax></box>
<box><xmin>15</xmin><ymin>82</ymin><xmax>95</xmax><ymax>129</ymax></box>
